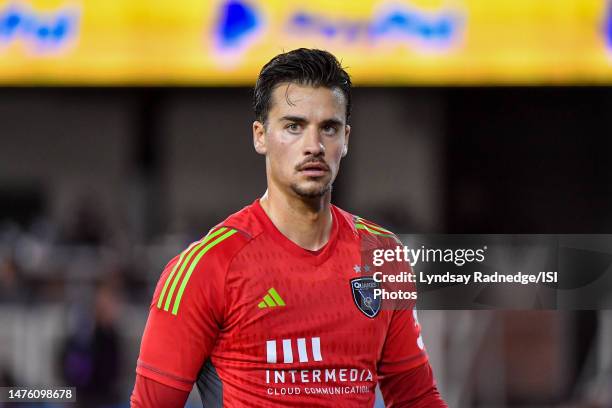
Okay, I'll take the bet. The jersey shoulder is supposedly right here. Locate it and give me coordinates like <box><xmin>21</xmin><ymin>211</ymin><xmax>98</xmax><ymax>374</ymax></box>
<box><xmin>334</xmin><ymin>205</ymin><xmax>402</xmax><ymax>245</ymax></box>
<box><xmin>189</xmin><ymin>200</ymin><xmax>266</xmax><ymax>259</ymax></box>
<box><xmin>214</xmin><ymin>201</ymin><xmax>266</xmax><ymax>240</ymax></box>
<box><xmin>184</xmin><ymin>201</ymin><xmax>261</xmax><ymax>270</ymax></box>
<box><xmin>175</xmin><ymin>201</ymin><xmax>265</xmax><ymax>271</ymax></box>
<box><xmin>153</xmin><ymin>203</ymin><xmax>262</xmax><ymax>316</ymax></box>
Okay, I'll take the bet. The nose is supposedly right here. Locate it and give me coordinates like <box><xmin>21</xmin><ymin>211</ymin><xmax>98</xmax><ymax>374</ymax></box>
<box><xmin>303</xmin><ymin>127</ymin><xmax>325</xmax><ymax>157</ymax></box>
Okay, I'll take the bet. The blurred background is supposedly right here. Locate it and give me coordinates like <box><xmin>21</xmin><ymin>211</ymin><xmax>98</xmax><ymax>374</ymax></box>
<box><xmin>1</xmin><ymin>0</ymin><xmax>612</xmax><ymax>407</ymax></box>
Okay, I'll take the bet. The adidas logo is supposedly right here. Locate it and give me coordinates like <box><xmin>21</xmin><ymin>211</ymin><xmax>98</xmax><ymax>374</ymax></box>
<box><xmin>258</xmin><ymin>287</ymin><xmax>285</xmax><ymax>309</ymax></box>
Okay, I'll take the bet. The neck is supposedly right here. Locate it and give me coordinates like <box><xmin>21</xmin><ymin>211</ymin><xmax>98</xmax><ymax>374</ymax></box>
<box><xmin>259</xmin><ymin>187</ymin><xmax>333</xmax><ymax>251</ymax></box>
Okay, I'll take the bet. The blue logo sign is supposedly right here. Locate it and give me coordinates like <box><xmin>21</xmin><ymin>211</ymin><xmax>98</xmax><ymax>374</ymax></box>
<box><xmin>289</xmin><ymin>3</ymin><xmax>461</xmax><ymax>49</ymax></box>
<box><xmin>214</xmin><ymin>0</ymin><xmax>261</xmax><ymax>57</ymax></box>
<box><xmin>605</xmin><ymin>1</ymin><xmax>612</xmax><ymax>52</ymax></box>
<box><xmin>0</xmin><ymin>2</ymin><xmax>79</xmax><ymax>54</ymax></box>
<box><xmin>350</xmin><ymin>277</ymin><xmax>382</xmax><ymax>318</ymax></box>
<box><xmin>212</xmin><ymin>0</ymin><xmax>463</xmax><ymax>57</ymax></box>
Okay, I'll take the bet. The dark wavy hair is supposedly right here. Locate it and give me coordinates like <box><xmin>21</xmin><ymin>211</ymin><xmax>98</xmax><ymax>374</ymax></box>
<box><xmin>253</xmin><ymin>48</ymin><xmax>352</xmax><ymax>124</ymax></box>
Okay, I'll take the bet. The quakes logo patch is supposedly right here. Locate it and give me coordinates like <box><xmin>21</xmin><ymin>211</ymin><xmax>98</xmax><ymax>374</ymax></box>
<box><xmin>350</xmin><ymin>277</ymin><xmax>381</xmax><ymax>318</ymax></box>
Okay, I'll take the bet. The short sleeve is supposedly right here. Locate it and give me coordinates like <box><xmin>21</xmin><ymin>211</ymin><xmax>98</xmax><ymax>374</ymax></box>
<box><xmin>135</xmin><ymin>227</ymin><xmax>241</xmax><ymax>391</ymax></box>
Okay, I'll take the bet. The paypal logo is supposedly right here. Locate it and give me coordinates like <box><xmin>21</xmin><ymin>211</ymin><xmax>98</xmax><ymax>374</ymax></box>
<box><xmin>0</xmin><ymin>2</ymin><xmax>79</xmax><ymax>54</ymax></box>
<box><xmin>289</xmin><ymin>3</ymin><xmax>462</xmax><ymax>49</ymax></box>
<box><xmin>213</xmin><ymin>0</ymin><xmax>463</xmax><ymax>58</ymax></box>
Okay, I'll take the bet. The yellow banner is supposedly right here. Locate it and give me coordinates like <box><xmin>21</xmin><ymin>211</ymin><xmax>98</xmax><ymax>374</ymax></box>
<box><xmin>0</xmin><ymin>0</ymin><xmax>611</xmax><ymax>84</ymax></box>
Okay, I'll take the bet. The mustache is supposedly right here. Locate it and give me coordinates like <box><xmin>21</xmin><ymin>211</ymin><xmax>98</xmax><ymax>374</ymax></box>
<box><xmin>295</xmin><ymin>158</ymin><xmax>330</xmax><ymax>171</ymax></box>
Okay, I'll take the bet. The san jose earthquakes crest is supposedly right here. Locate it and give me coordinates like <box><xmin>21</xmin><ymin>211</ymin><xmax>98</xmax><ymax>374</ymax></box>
<box><xmin>350</xmin><ymin>277</ymin><xmax>381</xmax><ymax>318</ymax></box>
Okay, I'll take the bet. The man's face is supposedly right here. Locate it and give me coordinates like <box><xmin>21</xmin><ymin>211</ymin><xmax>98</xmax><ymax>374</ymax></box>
<box><xmin>253</xmin><ymin>83</ymin><xmax>350</xmax><ymax>199</ymax></box>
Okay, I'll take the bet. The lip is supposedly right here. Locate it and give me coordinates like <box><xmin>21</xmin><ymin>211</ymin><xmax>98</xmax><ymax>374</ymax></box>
<box><xmin>298</xmin><ymin>162</ymin><xmax>329</xmax><ymax>177</ymax></box>
<box><xmin>300</xmin><ymin>169</ymin><xmax>328</xmax><ymax>177</ymax></box>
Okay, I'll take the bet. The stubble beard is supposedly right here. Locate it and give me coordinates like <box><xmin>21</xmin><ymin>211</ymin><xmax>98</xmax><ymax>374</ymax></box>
<box><xmin>290</xmin><ymin>180</ymin><xmax>332</xmax><ymax>199</ymax></box>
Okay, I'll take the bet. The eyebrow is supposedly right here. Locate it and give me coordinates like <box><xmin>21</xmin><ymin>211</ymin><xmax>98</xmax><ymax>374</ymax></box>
<box><xmin>280</xmin><ymin>115</ymin><xmax>308</xmax><ymax>124</ymax></box>
<box><xmin>279</xmin><ymin>116</ymin><xmax>344</xmax><ymax>127</ymax></box>
<box><xmin>320</xmin><ymin>118</ymin><xmax>344</xmax><ymax>128</ymax></box>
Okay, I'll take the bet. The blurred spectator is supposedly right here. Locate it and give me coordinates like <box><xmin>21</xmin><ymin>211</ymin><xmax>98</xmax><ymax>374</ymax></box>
<box><xmin>0</xmin><ymin>255</ymin><xmax>26</xmax><ymax>303</ymax></box>
<box><xmin>59</xmin><ymin>283</ymin><xmax>122</xmax><ymax>407</ymax></box>
<box><xmin>0</xmin><ymin>365</ymin><xmax>15</xmax><ymax>387</ymax></box>
<box><xmin>0</xmin><ymin>366</ymin><xmax>16</xmax><ymax>408</ymax></box>
<box><xmin>61</xmin><ymin>195</ymin><xmax>109</xmax><ymax>246</ymax></box>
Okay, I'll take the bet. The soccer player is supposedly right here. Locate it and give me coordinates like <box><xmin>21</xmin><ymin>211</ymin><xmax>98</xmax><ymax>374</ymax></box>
<box><xmin>131</xmin><ymin>48</ymin><xmax>447</xmax><ymax>407</ymax></box>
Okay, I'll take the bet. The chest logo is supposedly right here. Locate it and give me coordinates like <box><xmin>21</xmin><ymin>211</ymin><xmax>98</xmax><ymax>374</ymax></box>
<box><xmin>258</xmin><ymin>287</ymin><xmax>286</xmax><ymax>309</ymax></box>
<box><xmin>350</xmin><ymin>277</ymin><xmax>381</xmax><ymax>318</ymax></box>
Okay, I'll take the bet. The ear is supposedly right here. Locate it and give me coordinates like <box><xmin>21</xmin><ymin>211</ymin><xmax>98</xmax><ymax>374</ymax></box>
<box><xmin>253</xmin><ymin>121</ymin><xmax>267</xmax><ymax>155</ymax></box>
<box><xmin>342</xmin><ymin>124</ymin><xmax>351</xmax><ymax>157</ymax></box>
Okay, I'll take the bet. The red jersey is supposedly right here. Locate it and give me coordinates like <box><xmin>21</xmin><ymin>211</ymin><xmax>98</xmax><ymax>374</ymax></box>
<box><xmin>135</xmin><ymin>199</ymin><xmax>431</xmax><ymax>407</ymax></box>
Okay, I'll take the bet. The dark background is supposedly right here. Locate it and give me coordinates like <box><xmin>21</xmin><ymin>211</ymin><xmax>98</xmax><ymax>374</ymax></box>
<box><xmin>0</xmin><ymin>86</ymin><xmax>611</xmax><ymax>407</ymax></box>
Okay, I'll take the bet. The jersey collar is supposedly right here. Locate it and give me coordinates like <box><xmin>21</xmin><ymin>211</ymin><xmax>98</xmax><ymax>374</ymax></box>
<box><xmin>252</xmin><ymin>198</ymin><xmax>340</xmax><ymax>266</ymax></box>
